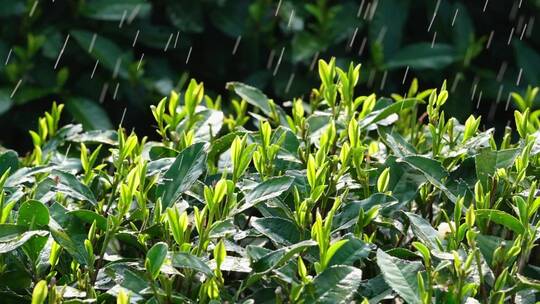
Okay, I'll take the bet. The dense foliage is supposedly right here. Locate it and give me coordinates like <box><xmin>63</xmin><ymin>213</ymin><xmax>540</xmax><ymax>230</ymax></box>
<box><xmin>1</xmin><ymin>0</ymin><xmax>539</xmax><ymax>149</ymax></box>
<box><xmin>1</xmin><ymin>58</ymin><xmax>540</xmax><ymax>303</ymax></box>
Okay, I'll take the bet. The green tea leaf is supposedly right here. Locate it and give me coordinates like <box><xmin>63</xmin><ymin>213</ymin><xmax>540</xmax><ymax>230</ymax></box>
<box><xmin>157</xmin><ymin>142</ymin><xmax>207</xmax><ymax>208</ymax></box>
<box><xmin>17</xmin><ymin>200</ymin><xmax>49</xmax><ymax>228</ymax></box>
<box><xmin>306</xmin><ymin>265</ymin><xmax>363</xmax><ymax>304</ymax></box>
<box><xmin>327</xmin><ymin>237</ymin><xmax>373</xmax><ymax>266</ymax></box>
<box><xmin>476</xmin><ymin>209</ymin><xmax>524</xmax><ymax>234</ymax></box>
<box><xmin>385</xmin><ymin>43</ymin><xmax>457</xmax><ymax>70</ymax></box>
<box><xmin>251</xmin><ymin>217</ymin><xmax>302</xmax><ymax>246</ymax></box>
<box><xmin>171</xmin><ymin>252</ymin><xmax>213</xmax><ymax>277</ymax></box>
<box><xmin>475</xmin><ymin>148</ymin><xmax>520</xmax><ymax>186</ymax></box>
<box><xmin>0</xmin><ymin>149</ymin><xmax>18</xmax><ymax>176</ymax></box>
<box><xmin>376</xmin><ymin>249</ymin><xmax>423</xmax><ymax>304</ymax></box>
<box><xmin>236</xmin><ymin>176</ymin><xmax>295</xmax><ymax>214</ymax></box>
<box><xmin>80</xmin><ymin>0</ymin><xmax>151</xmax><ymax>21</ymax></box>
<box><xmin>0</xmin><ymin>227</ymin><xmax>48</xmax><ymax>254</ymax></box>
<box><xmin>67</xmin><ymin>210</ymin><xmax>107</xmax><ymax>231</ymax></box>
<box><xmin>51</xmin><ymin>170</ymin><xmax>97</xmax><ymax>205</ymax></box>
<box><xmin>145</xmin><ymin>242</ymin><xmax>168</xmax><ymax>280</ymax></box>
<box><xmin>405</xmin><ymin>212</ymin><xmax>440</xmax><ymax>249</ymax></box>
<box><xmin>66</xmin><ymin>98</ymin><xmax>113</xmax><ymax>130</ymax></box>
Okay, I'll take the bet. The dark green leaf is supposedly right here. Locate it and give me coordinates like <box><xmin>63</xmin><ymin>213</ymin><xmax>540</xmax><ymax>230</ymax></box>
<box><xmin>377</xmin><ymin>249</ymin><xmax>423</xmax><ymax>304</ymax></box>
<box><xmin>360</xmin><ymin>98</ymin><xmax>418</xmax><ymax>128</ymax></box>
<box><xmin>145</xmin><ymin>242</ymin><xmax>168</xmax><ymax>280</ymax></box>
<box><xmin>0</xmin><ymin>225</ymin><xmax>48</xmax><ymax>254</ymax></box>
<box><xmin>475</xmin><ymin>148</ymin><xmax>520</xmax><ymax>186</ymax></box>
<box><xmin>306</xmin><ymin>265</ymin><xmax>363</xmax><ymax>304</ymax></box>
<box><xmin>157</xmin><ymin>142</ymin><xmax>207</xmax><ymax>208</ymax></box>
<box><xmin>327</xmin><ymin>236</ymin><xmax>373</xmax><ymax>266</ymax></box>
<box><xmin>385</xmin><ymin>43</ymin><xmax>457</xmax><ymax>70</ymax></box>
<box><xmin>71</xmin><ymin>30</ymin><xmax>132</xmax><ymax>78</ymax></box>
<box><xmin>66</xmin><ymin>98</ymin><xmax>113</xmax><ymax>130</ymax></box>
<box><xmin>17</xmin><ymin>200</ymin><xmax>49</xmax><ymax>228</ymax></box>
<box><xmin>236</xmin><ymin>176</ymin><xmax>295</xmax><ymax>214</ymax></box>
<box><xmin>251</xmin><ymin>217</ymin><xmax>302</xmax><ymax>246</ymax></box>
<box><xmin>171</xmin><ymin>252</ymin><xmax>213</xmax><ymax>277</ymax></box>
<box><xmin>0</xmin><ymin>150</ymin><xmax>18</xmax><ymax>176</ymax></box>
<box><xmin>476</xmin><ymin>209</ymin><xmax>524</xmax><ymax>234</ymax></box>
<box><xmin>80</xmin><ymin>0</ymin><xmax>151</xmax><ymax>21</ymax></box>
<box><xmin>405</xmin><ymin>212</ymin><xmax>441</xmax><ymax>249</ymax></box>
<box><xmin>67</xmin><ymin>210</ymin><xmax>107</xmax><ymax>231</ymax></box>
<box><xmin>514</xmin><ymin>40</ymin><xmax>540</xmax><ymax>85</ymax></box>
<box><xmin>51</xmin><ymin>170</ymin><xmax>97</xmax><ymax>205</ymax></box>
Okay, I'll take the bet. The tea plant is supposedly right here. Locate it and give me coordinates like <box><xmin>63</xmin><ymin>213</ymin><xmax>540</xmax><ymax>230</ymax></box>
<box><xmin>0</xmin><ymin>58</ymin><xmax>539</xmax><ymax>303</ymax></box>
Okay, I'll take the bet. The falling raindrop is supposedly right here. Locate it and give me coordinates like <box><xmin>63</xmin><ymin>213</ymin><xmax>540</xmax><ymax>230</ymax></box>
<box><xmin>29</xmin><ymin>0</ymin><xmax>38</xmax><ymax>17</ymax></box>
<box><xmin>520</xmin><ymin>24</ymin><xmax>527</xmax><ymax>40</ymax></box>
<box><xmin>10</xmin><ymin>79</ymin><xmax>22</xmax><ymax>98</ymax></box>
<box><xmin>516</xmin><ymin>68</ymin><xmax>523</xmax><ymax>85</ymax></box>
<box><xmin>476</xmin><ymin>91</ymin><xmax>483</xmax><ymax>109</ymax></box>
<box><xmin>486</xmin><ymin>31</ymin><xmax>494</xmax><ymax>49</ymax></box>
<box><xmin>132</xmin><ymin>30</ymin><xmax>140</xmax><ymax>47</ymax></box>
<box><xmin>363</xmin><ymin>2</ymin><xmax>371</xmax><ymax>20</ymax></box>
<box><xmin>357</xmin><ymin>0</ymin><xmax>365</xmax><ymax>17</ymax></box>
<box><xmin>451</xmin><ymin>74</ymin><xmax>462</xmax><ymax>93</ymax></box>
<box><xmin>137</xmin><ymin>53</ymin><xmax>144</xmax><ymax>70</ymax></box>
<box><xmin>113</xmin><ymin>83</ymin><xmax>120</xmax><ymax>100</ymax></box>
<box><xmin>402</xmin><ymin>66</ymin><xmax>409</xmax><ymax>84</ymax></box>
<box><xmin>128</xmin><ymin>4</ymin><xmax>141</xmax><ymax>24</ymax></box>
<box><xmin>368</xmin><ymin>0</ymin><xmax>379</xmax><ymax>21</ymax></box>
<box><xmin>285</xmin><ymin>73</ymin><xmax>295</xmax><ymax>94</ymax></box>
<box><xmin>113</xmin><ymin>57</ymin><xmax>122</xmax><ymax>78</ymax></box>
<box><xmin>526</xmin><ymin>17</ymin><xmax>535</xmax><ymax>38</ymax></box>
<box><xmin>496</xmin><ymin>61</ymin><xmax>508</xmax><ymax>82</ymax></box>
<box><xmin>309</xmin><ymin>52</ymin><xmax>319</xmax><ymax>71</ymax></box>
<box><xmin>232</xmin><ymin>36</ymin><xmax>242</xmax><ymax>55</ymax></box>
<box><xmin>287</xmin><ymin>10</ymin><xmax>295</xmax><ymax>28</ymax></box>
<box><xmin>470</xmin><ymin>79</ymin><xmax>478</xmax><ymax>101</ymax></box>
<box><xmin>431</xmin><ymin>31</ymin><xmax>437</xmax><ymax>48</ymax></box>
<box><xmin>451</xmin><ymin>8</ymin><xmax>459</xmax><ymax>27</ymax></box>
<box><xmin>358</xmin><ymin>37</ymin><xmax>367</xmax><ymax>56</ymax></box>
<box><xmin>164</xmin><ymin>33</ymin><xmax>173</xmax><ymax>52</ymax></box>
<box><xmin>496</xmin><ymin>84</ymin><xmax>504</xmax><ymax>103</ymax></box>
<box><xmin>99</xmin><ymin>82</ymin><xmax>109</xmax><ymax>103</ymax></box>
<box><xmin>91</xmin><ymin>60</ymin><xmax>99</xmax><ymax>79</ymax></box>
<box><xmin>88</xmin><ymin>33</ymin><xmax>97</xmax><ymax>53</ymax></box>
<box><xmin>266</xmin><ymin>49</ymin><xmax>276</xmax><ymax>70</ymax></box>
<box><xmin>273</xmin><ymin>47</ymin><xmax>285</xmax><ymax>76</ymax></box>
<box><xmin>379</xmin><ymin>70</ymin><xmax>388</xmax><ymax>91</ymax></box>
<box><xmin>4</xmin><ymin>48</ymin><xmax>12</xmax><ymax>65</ymax></box>
<box><xmin>174</xmin><ymin>31</ymin><xmax>180</xmax><ymax>48</ymax></box>
<box><xmin>505</xmin><ymin>93</ymin><xmax>512</xmax><ymax>111</ymax></box>
<box><xmin>186</xmin><ymin>46</ymin><xmax>192</xmax><ymax>64</ymax></box>
<box><xmin>349</xmin><ymin>27</ymin><xmax>359</xmax><ymax>49</ymax></box>
<box><xmin>119</xmin><ymin>10</ymin><xmax>127</xmax><ymax>28</ymax></box>
<box><xmin>54</xmin><ymin>34</ymin><xmax>70</xmax><ymax>70</ymax></box>
<box><xmin>119</xmin><ymin>108</ymin><xmax>128</xmax><ymax>127</ymax></box>
<box><xmin>507</xmin><ymin>27</ymin><xmax>515</xmax><ymax>45</ymax></box>
<box><xmin>275</xmin><ymin>0</ymin><xmax>282</xmax><ymax>17</ymax></box>
<box><xmin>427</xmin><ymin>0</ymin><xmax>441</xmax><ymax>32</ymax></box>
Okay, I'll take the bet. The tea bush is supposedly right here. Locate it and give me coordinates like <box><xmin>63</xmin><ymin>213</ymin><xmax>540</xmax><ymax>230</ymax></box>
<box><xmin>1</xmin><ymin>0</ymin><xmax>539</xmax><ymax>150</ymax></box>
<box><xmin>0</xmin><ymin>59</ymin><xmax>540</xmax><ymax>303</ymax></box>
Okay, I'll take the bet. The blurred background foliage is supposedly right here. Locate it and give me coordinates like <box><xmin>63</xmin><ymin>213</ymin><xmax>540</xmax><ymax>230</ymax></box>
<box><xmin>0</xmin><ymin>0</ymin><xmax>539</xmax><ymax>151</ymax></box>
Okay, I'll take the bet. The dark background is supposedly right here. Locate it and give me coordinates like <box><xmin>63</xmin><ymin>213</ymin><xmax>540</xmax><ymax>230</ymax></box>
<box><xmin>0</xmin><ymin>0</ymin><xmax>539</xmax><ymax>152</ymax></box>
